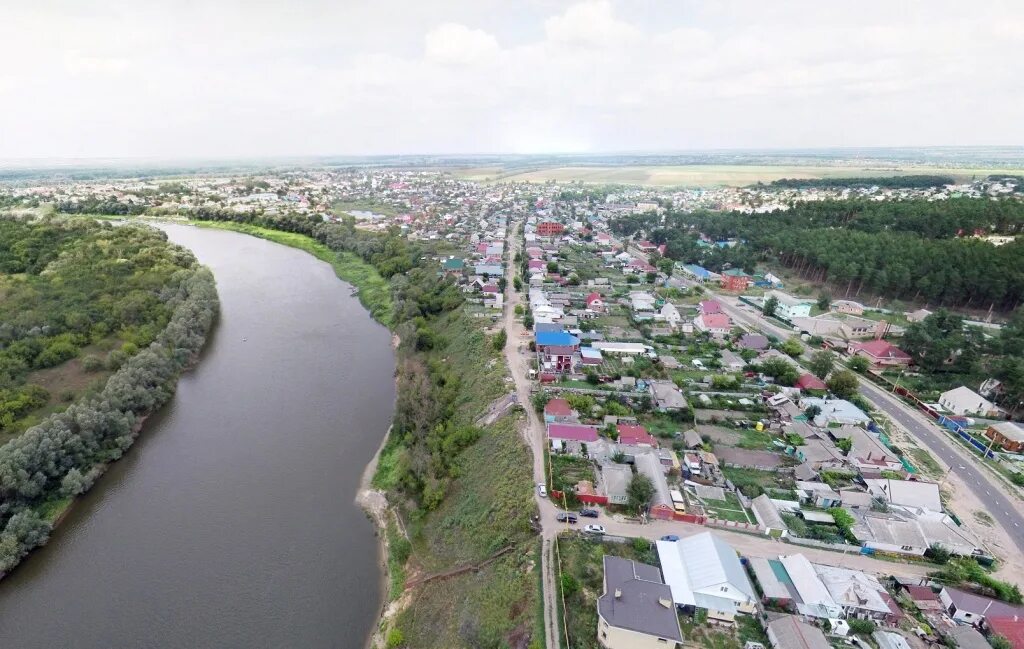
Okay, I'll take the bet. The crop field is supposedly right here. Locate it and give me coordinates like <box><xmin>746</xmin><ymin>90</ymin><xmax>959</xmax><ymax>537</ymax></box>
<box><xmin>454</xmin><ymin>164</ymin><xmax>1024</xmax><ymax>187</ymax></box>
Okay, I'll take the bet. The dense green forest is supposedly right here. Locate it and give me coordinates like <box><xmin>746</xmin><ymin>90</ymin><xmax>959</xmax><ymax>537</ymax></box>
<box><xmin>0</xmin><ymin>218</ymin><xmax>203</xmax><ymax>434</ymax></box>
<box><xmin>613</xmin><ymin>198</ymin><xmax>1024</xmax><ymax>309</ymax></box>
<box><xmin>0</xmin><ymin>216</ymin><xmax>218</xmax><ymax>573</ymax></box>
<box><xmin>764</xmin><ymin>174</ymin><xmax>955</xmax><ymax>189</ymax></box>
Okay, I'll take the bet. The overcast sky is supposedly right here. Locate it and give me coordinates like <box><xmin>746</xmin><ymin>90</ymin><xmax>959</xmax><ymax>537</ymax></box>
<box><xmin>2</xmin><ymin>0</ymin><xmax>1022</xmax><ymax>159</ymax></box>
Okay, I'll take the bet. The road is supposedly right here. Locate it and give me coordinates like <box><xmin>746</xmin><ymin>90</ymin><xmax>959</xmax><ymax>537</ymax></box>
<box><xmin>652</xmin><ymin>244</ymin><xmax>1024</xmax><ymax>558</ymax></box>
<box><xmin>502</xmin><ymin>220</ymin><xmax>562</xmax><ymax>649</ymax></box>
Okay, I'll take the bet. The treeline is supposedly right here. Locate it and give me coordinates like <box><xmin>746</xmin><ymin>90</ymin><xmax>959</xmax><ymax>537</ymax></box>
<box><xmin>185</xmin><ymin>209</ymin><xmax>486</xmax><ymax>510</ymax></box>
<box><xmin>0</xmin><ymin>223</ymin><xmax>218</xmax><ymax>573</ymax></box>
<box><xmin>636</xmin><ymin>199</ymin><xmax>1024</xmax><ymax>309</ymax></box>
<box><xmin>56</xmin><ymin>199</ymin><xmax>147</xmax><ymax>216</ymax></box>
<box><xmin>764</xmin><ymin>174</ymin><xmax>955</xmax><ymax>189</ymax></box>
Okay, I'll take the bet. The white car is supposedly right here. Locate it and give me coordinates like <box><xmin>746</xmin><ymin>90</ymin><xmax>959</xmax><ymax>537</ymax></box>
<box><xmin>537</xmin><ymin>483</ymin><xmax>548</xmax><ymax>498</ymax></box>
<box><xmin>584</xmin><ymin>524</ymin><xmax>606</xmax><ymax>535</ymax></box>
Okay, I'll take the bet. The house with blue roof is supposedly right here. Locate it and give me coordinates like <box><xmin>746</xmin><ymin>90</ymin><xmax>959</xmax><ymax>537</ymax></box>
<box><xmin>681</xmin><ymin>264</ymin><xmax>713</xmax><ymax>283</ymax></box>
<box><xmin>535</xmin><ymin>331</ymin><xmax>579</xmax><ymax>349</ymax></box>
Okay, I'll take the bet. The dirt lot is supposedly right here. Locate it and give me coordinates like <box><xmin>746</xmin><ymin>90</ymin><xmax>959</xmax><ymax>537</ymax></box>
<box><xmin>715</xmin><ymin>446</ymin><xmax>786</xmax><ymax>469</ymax></box>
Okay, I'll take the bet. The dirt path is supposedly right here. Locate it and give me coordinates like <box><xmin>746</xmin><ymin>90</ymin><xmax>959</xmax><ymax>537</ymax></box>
<box><xmin>502</xmin><ymin>220</ymin><xmax>561</xmax><ymax>649</ymax></box>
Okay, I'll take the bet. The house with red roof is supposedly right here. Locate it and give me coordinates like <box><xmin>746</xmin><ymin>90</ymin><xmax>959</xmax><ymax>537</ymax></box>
<box><xmin>987</xmin><ymin>616</ymin><xmax>1024</xmax><ymax>649</ymax></box>
<box><xmin>636</xmin><ymin>240</ymin><xmax>658</xmax><ymax>253</ymax></box>
<box><xmin>617</xmin><ymin>424</ymin><xmax>657</xmax><ymax>447</ymax></box>
<box><xmin>698</xmin><ymin>300</ymin><xmax>722</xmax><ymax>314</ymax></box>
<box><xmin>547</xmin><ymin>423</ymin><xmax>600</xmax><ymax>451</ymax></box>
<box><xmin>585</xmin><ymin>292</ymin><xmax>604</xmax><ymax>311</ymax></box>
<box><xmin>624</xmin><ymin>259</ymin><xmax>657</xmax><ymax>275</ymax></box>
<box><xmin>543</xmin><ymin>398</ymin><xmax>578</xmax><ymax>423</ymax></box>
<box><xmin>847</xmin><ymin>339</ymin><xmax>912</xmax><ymax>368</ymax></box>
<box><xmin>694</xmin><ymin>313</ymin><xmax>732</xmax><ymax>337</ymax></box>
<box><xmin>795</xmin><ymin>373</ymin><xmax>827</xmax><ymax>393</ymax></box>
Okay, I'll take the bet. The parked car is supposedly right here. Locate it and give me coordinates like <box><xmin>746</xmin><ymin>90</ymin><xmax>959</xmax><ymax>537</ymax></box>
<box><xmin>556</xmin><ymin>512</ymin><xmax>578</xmax><ymax>524</ymax></box>
<box><xmin>578</xmin><ymin>508</ymin><xmax>599</xmax><ymax>518</ymax></box>
<box><xmin>537</xmin><ymin>483</ymin><xmax>547</xmax><ymax>498</ymax></box>
<box><xmin>583</xmin><ymin>524</ymin><xmax>606</xmax><ymax>535</ymax></box>
<box><xmin>660</xmin><ymin>535</ymin><xmax>680</xmax><ymax>542</ymax></box>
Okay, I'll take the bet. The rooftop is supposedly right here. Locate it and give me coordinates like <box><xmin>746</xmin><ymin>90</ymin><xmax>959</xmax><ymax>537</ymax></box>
<box><xmin>598</xmin><ymin>556</ymin><xmax>682</xmax><ymax>642</ymax></box>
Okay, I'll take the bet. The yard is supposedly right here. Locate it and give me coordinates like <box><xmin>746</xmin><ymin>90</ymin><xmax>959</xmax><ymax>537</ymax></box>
<box><xmin>700</xmin><ymin>492</ymin><xmax>753</xmax><ymax>523</ymax></box>
<box><xmin>550</xmin><ymin>455</ymin><xmax>597</xmax><ymax>502</ymax></box>
<box><xmin>722</xmin><ymin>466</ymin><xmax>795</xmax><ymax>496</ymax></box>
<box><xmin>556</xmin><ymin>535</ymin><xmax>660</xmax><ymax>649</ymax></box>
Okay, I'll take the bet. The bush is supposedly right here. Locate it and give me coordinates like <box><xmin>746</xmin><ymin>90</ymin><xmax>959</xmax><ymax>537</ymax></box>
<box><xmin>81</xmin><ymin>355</ymin><xmax>103</xmax><ymax>372</ymax></box>
<box><xmin>386</xmin><ymin>628</ymin><xmax>405</xmax><ymax>648</ymax></box>
<box><xmin>848</xmin><ymin>619</ymin><xmax>876</xmax><ymax>636</ymax></box>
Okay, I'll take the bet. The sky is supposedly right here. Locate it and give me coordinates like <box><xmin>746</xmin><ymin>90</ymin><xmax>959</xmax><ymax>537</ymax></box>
<box><xmin>1</xmin><ymin>0</ymin><xmax>1022</xmax><ymax>159</ymax></box>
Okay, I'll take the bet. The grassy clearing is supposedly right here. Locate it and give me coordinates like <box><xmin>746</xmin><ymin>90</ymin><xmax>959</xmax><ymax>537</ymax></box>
<box><xmin>737</xmin><ymin>428</ymin><xmax>774</xmax><ymax>449</ymax></box>
<box><xmin>702</xmin><ymin>493</ymin><xmax>752</xmax><ymax>523</ymax></box>
<box><xmin>390</xmin><ymin>550</ymin><xmax>538</xmax><ymax>649</ymax></box>
<box><xmin>192</xmin><ymin>221</ymin><xmax>393</xmax><ymax>326</ymax></box>
<box><xmin>411</xmin><ymin>415</ymin><xmax>536</xmax><ymax>573</ymax></box>
<box><xmin>331</xmin><ymin>198</ymin><xmax>401</xmax><ymax>217</ymax></box>
<box><xmin>721</xmin><ymin>466</ymin><xmax>792</xmax><ymax>490</ymax></box>
<box><xmin>385</xmin><ymin>519</ymin><xmax>411</xmax><ymax>601</ymax></box>
<box><xmin>908</xmin><ymin>446</ymin><xmax>944</xmax><ymax>478</ymax></box>
<box><xmin>37</xmin><ymin>496</ymin><xmax>72</xmax><ymax>523</ymax></box>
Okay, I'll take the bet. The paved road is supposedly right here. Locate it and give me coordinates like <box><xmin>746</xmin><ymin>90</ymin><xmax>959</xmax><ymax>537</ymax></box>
<box><xmin>857</xmin><ymin>380</ymin><xmax>1024</xmax><ymax>553</ymax></box>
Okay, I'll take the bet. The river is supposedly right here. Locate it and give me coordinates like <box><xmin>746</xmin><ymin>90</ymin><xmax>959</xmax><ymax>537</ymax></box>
<box><xmin>0</xmin><ymin>224</ymin><xmax>396</xmax><ymax>648</ymax></box>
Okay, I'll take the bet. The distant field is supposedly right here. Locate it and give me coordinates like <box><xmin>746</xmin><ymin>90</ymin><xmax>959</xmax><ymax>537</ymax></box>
<box><xmin>454</xmin><ymin>164</ymin><xmax>1024</xmax><ymax>187</ymax></box>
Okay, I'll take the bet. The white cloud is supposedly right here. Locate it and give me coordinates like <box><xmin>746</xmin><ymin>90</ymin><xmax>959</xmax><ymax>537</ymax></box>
<box><xmin>424</xmin><ymin>22</ymin><xmax>501</xmax><ymax>65</ymax></box>
<box><xmin>0</xmin><ymin>0</ymin><xmax>1021</xmax><ymax>158</ymax></box>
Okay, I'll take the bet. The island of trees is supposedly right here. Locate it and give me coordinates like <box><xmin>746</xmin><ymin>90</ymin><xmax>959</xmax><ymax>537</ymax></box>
<box><xmin>0</xmin><ymin>216</ymin><xmax>218</xmax><ymax>574</ymax></box>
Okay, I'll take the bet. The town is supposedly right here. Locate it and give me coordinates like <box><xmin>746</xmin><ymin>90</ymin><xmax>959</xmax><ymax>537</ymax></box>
<box><xmin>3</xmin><ymin>167</ymin><xmax>1024</xmax><ymax>649</ymax></box>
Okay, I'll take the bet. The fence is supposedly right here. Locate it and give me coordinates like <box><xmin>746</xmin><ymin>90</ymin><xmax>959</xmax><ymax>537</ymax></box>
<box><xmin>865</xmin><ymin>371</ymin><xmax>996</xmax><ymax>459</ymax></box>
<box><xmin>785</xmin><ymin>535</ymin><xmax>860</xmax><ymax>552</ymax></box>
<box><xmin>705</xmin><ymin>518</ymin><xmax>765</xmax><ymax>534</ymax></box>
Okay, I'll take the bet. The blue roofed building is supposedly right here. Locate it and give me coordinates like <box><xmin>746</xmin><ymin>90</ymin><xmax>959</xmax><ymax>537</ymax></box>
<box><xmin>536</xmin><ymin>331</ymin><xmax>580</xmax><ymax>349</ymax></box>
<box><xmin>681</xmin><ymin>264</ymin><xmax>713</xmax><ymax>283</ymax></box>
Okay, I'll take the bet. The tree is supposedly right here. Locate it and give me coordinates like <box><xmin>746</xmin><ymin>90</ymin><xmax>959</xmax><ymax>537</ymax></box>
<box><xmin>848</xmin><ymin>355</ymin><xmax>870</xmax><ymax>373</ymax></box>
<box><xmin>926</xmin><ymin>543</ymin><xmax>951</xmax><ymax>564</ymax></box>
<box><xmin>492</xmin><ymin>329</ymin><xmax>507</xmax><ymax>351</ymax></box>
<box><xmin>816</xmin><ymin>292</ymin><xmax>832</xmax><ymax>311</ymax></box>
<box><xmin>780</xmin><ymin>337</ymin><xmax>804</xmax><ymax>358</ymax></box>
<box><xmin>808</xmin><ymin>350</ymin><xmax>836</xmax><ymax>379</ymax></box>
<box><xmin>804</xmin><ymin>405</ymin><xmax>822</xmax><ymax>420</ymax></box>
<box><xmin>657</xmin><ymin>258</ymin><xmax>674</xmax><ymax>277</ymax></box>
<box><xmin>762</xmin><ymin>295</ymin><xmax>779</xmax><ymax>317</ymax></box>
<box><xmin>847</xmin><ymin>619</ymin><xmax>876</xmax><ymax>636</ymax></box>
<box><xmin>827</xmin><ymin>370</ymin><xmax>860</xmax><ymax>399</ymax></box>
<box><xmin>990</xmin><ymin>635</ymin><xmax>1013</xmax><ymax>649</ymax></box>
<box><xmin>512</xmin><ymin>276</ymin><xmax>522</xmax><ymax>291</ymax></box>
<box><xmin>759</xmin><ymin>358</ymin><xmax>799</xmax><ymax>386</ymax></box>
<box><xmin>60</xmin><ymin>468</ymin><xmax>88</xmax><ymax>496</ymax></box>
<box><xmin>627</xmin><ymin>473</ymin><xmax>655</xmax><ymax>512</ymax></box>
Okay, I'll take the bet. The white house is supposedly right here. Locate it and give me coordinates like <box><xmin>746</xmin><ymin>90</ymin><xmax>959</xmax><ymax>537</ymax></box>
<box><xmin>659</xmin><ymin>303</ymin><xmax>682</xmax><ymax>329</ymax></box>
<box><xmin>938</xmin><ymin>386</ymin><xmax>1000</xmax><ymax>417</ymax></box>
<box><xmin>766</xmin><ymin>290</ymin><xmax>813</xmax><ymax>320</ymax></box>
<box><xmin>656</xmin><ymin>533</ymin><xmax>757</xmax><ymax>624</ymax></box>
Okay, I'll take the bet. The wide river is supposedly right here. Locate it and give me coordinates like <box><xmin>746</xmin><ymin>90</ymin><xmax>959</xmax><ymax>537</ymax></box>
<box><xmin>0</xmin><ymin>224</ymin><xmax>396</xmax><ymax>648</ymax></box>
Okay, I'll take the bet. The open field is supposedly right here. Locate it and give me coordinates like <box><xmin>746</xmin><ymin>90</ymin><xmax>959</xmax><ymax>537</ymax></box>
<box><xmin>454</xmin><ymin>164</ymin><xmax>1024</xmax><ymax>187</ymax></box>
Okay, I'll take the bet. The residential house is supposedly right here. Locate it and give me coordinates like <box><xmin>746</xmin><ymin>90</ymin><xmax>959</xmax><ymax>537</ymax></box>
<box><xmin>597</xmin><ymin>556</ymin><xmax>683</xmax><ymax>649</ymax></box>
<box><xmin>765</xmin><ymin>291</ymin><xmax>813</xmax><ymax>321</ymax></box>
<box><xmin>544</xmin><ymin>398</ymin><xmax>578</xmax><ymax>423</ymax></box>
<box><xmin>940</xmin><ymin>587</ymin><xmax>1024</xmax><ymax>626</ymax></box>
<box><xmin>832</xmin><ymin>300</ymin><xmax>866</xmax><ymax>315</ymax></box>
<box><xmin>738</xmin><ymin>333</ymin><xmax>769</xmax><ymax>351</ymax></box>
<box><xmin>864</xmin><ymin>479</ymin><xmax>941</xmax><ymax>513</ymax></box>
<box><xmin>801</xmin><ymin>398</ymin><xmax>871</xmax><ymax>427</ymax></box>
<box><xmin>656</xmin><ymin>533</ymin><xmax>758</xmax><ymax>623</ymax></box>
<box><xmin>636</xmin><ymin>453</ymin><xmax>674</xmax><ymax>519</ymax></box>
<box><xmin>795</xmin><ymin>481</ymin><xmax>842</xmax><ymax>508</ymax></box>
<box><xmin>747</xmin><ymin>557</ymin><xmax>794</xmax><ymax>608</ymax></box>
<box><xmin>853</xmin><ymin>514</ymin><xmax>929</xmax><ymax>556</ymax></box>
<box><xmin>985</xmin><ymin>421</ymin><xmax>1024</xmax><ymax>453</ymax></box>
<box><xmin>694</xmin><ymin>313</ymin><xmax>732</xmax><ymax>337</ymax></box>
<box><xmin>659</xmin><ymin>303</ymin><xmax>682</xmax><ymax>329</ymax></box>
<box><xmin>442</xmin><ymin>257</ymin><xmax>465</xmax><ymax>274</ymax></box>
<box><xmin>541</xmin><ymin>345</ymin><xmax>577</xmax><ymax>374</ymax></box>
<box><xmin>795</xmin><ymin>373</ymin><xmax>827</xmax><ymax>393</ymax></box>
<box><xmin>547</xmin><ymin>423</ymin><xmax>599</xmax><ymax>451</ymax></box>
<box><xmin>766</xmin><ymin>616</ymin><xmax>830</xmax><ymax>649</ymax></box>
<box><xmin>536</xmin><ymin>221</ymin><xmax>564</xmax><ymax>237</ymax></box>
<box><xmin>618</xmin><ymin>424</ymin><xmax>657</xmax><ymax>447</ymax></box>
<box><xmin>602</xmin><ymin>464</ymin><xmax>632</xmax><ymax>505</ymax></box>
<box><xmin>721</xmin><ymin>268</ymin><xmax>751</xmax><ymax>292</ymax></box>
<box><xmin>985</xmin><ymin>616</ymin><xmax>1024</xmax><ymax>649</ymax></box>
<box><xmin>902</xmin><ymin>585</ymin><xmax>943</xmax><ymax>612</ymax></box>
<box><xmin>682</xmin><ymin>264</ymin><xmax>713</xmax><ymax>283</ymax></box>
<box><xmin>750</xmin><ymin>494</ymin><xmax>788</xmax><ymax>536</ymax></box>
<box><xmin>950</xmin><ymin>626</ymin><xmax>999</xmax><ymax>649</ymax></box>
<box><xmin>720</xmin><ymin>350</ymin><xmax>745</xmax><ymax>371</ymax></box>
<box><xmin>535</xmin><ymin>331</ymin><xmax>579</xmax><ymax>350</ymax></box>
<box><xmin>698</xmin><ymin>299</ymin><xmax>722</xmax><ymax>314</ymax></box>
<box><xmin>939</xmin><ymin>386</ymin><xmax>1001</xmax><ymax>417</ymax></box>
<box><xmin>586</xmin><ymin>292</ymin><xmax>605</xmax><ymax>312</ymax></box>
<box><xmin>847</xmin><ymin>340</ymin><xmax>912</xmax><ymax>368</ymax></box>
<box><xmin>682</xmin><ymin>429</ymin><xmax>703</xmax><ymax>449</ymax></box>
<box><xmin>649</xmin><ymin>380</ymin><xmax>688</xmax><ymax>412</ymax></box>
